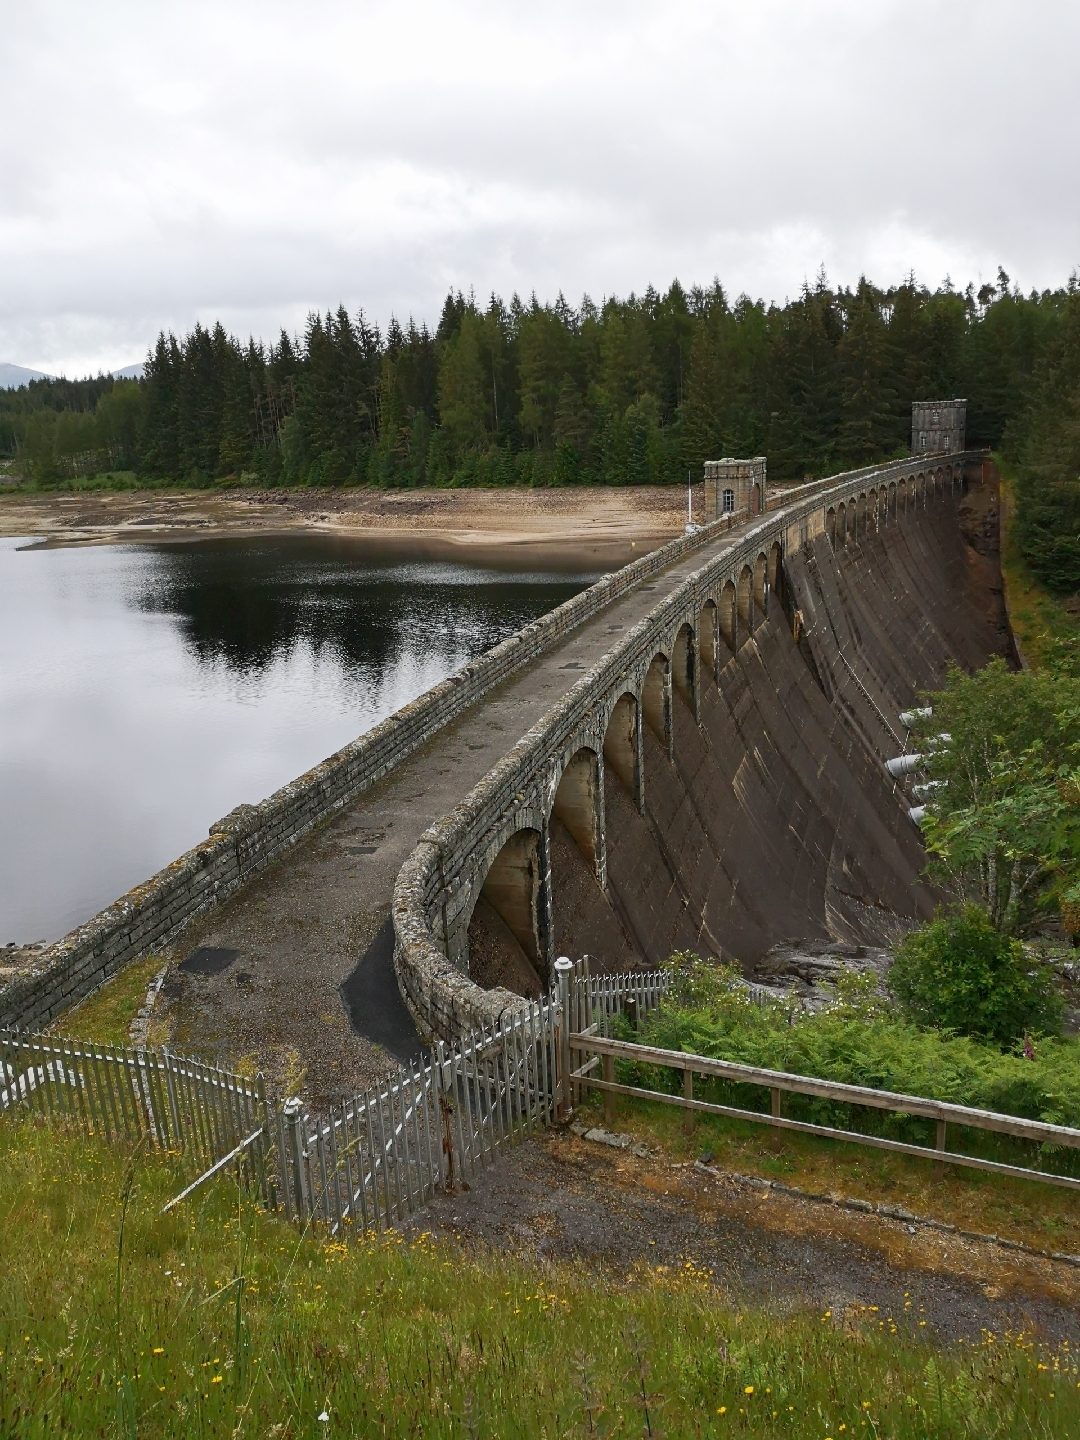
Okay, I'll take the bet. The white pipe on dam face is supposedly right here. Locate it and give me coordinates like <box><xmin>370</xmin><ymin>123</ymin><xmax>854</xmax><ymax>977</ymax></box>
<box><xmin>886</xmin><ymin>753</ymin><xmax>923</xmax><ymax>778</ymax></box>
<box><xmin>899</xmin><ymin>707</ymin><xmax>933</xmax><ymax>728</ymax></box>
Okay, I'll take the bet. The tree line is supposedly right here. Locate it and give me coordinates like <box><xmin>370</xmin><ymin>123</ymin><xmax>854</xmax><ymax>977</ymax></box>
<box><xmin>2</xmin><ymin>269</ymin><xmax>1078</xmax><ymax>572</ymax></box>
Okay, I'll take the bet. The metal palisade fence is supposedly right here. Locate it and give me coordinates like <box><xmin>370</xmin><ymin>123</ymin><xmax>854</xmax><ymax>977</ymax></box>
<box><xmin>0</xmin><ymin>960</ymin><xmax>670</xmax><ymax>1233</ymax></box>
<box><xmin>6</xmin><ymin>958</ymin><xmax>1080</xmax><ymax>1225</ymax></box>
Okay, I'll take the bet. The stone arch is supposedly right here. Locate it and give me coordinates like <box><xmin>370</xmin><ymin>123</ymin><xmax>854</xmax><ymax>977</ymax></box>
<box><xmin>936</xmin><ymin>466</ymin><xmax>944</xmax><ymax>496</ymax></box>
<box><xmin>468</xmin><ymin>822</ymin><xmax>547</xmax><ymax>993</ymax></box>
<box><xmin>751</xmin><ymin>480</ymin><xmax>762</xmax><ymax>515</ymax></box>
<box><xmin>888</xmin><ymin>480</ymin><xmax>897</xmax><ymax>521</ymax></box>
<box><xmin>826</xmin><ymin>506</ymin><xmax>837</xmax><ymax>546</ymax></box>
<box><xmin>643</xmin><ymin>651</ymin><xmax>672</xmax><ymax>756</ymax></box>
<box><xmin>699</xmin><ymin>599</ymin><xmax>718</xmax><ymax>678</ymax></box>
<box><xmin>767</xmin><ymin>540</ymin><xmax>782</xmax><ymax>592</ymax></box>
<box><xmin>916</xmin><ymin>472</ymin><xmax>926</xmax><ymax>508</ymax></box>
<box><xmin>718</xmin><ymin>579</ymin><xmax>737</xmax><ymax>650</ymax></box>
<box><xmin>737</xmin><ymin>564</ymin><xmax>754</xmax><ymax>631</ymax></box>
<box><xmin>552</xmin><ymin>746</ymin><xmax>604</xmax><ymax>881</ymax></box>
<box><xmin>603</xmin><ymin>691</ymin><xmax>641</xmax><ymax>808</ymax></box>
<box><xmin>868</xmin><ymin>487</ymin><xmax>878</xmax><ymax>530</ymax></box>
<box><xmin>836</xmin><ymin>501</ymin><xmax>847</xmax><ymax>546</ymax></box>
<box><xmin>753</xmin><ymin>552</ymin><xmax>768</xmax><ymax>613</ymax></box>
<box><xmin>672</xmin><ymin>622</ymin><xmax>697</xmax><ymax>715</ymax></box>
<box><xmin>857</xmin><ymin>492</ymin><xmax>867</xmax><ymax>537</ymax></box>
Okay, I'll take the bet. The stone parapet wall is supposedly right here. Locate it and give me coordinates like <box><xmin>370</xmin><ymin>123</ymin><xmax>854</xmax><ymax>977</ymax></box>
<box><xmin>394</xmin><ymin>451</ymin><xmax>977</xmax><ymax>1040</ymax></box>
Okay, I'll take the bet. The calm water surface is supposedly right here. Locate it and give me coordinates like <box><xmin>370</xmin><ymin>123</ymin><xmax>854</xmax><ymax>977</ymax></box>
<box><xmin>0</xmin><ymin>535</ymin><xmax>600</xmax><ymax>944</ymax></box>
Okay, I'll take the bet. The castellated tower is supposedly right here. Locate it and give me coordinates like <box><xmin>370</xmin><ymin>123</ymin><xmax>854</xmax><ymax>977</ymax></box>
<box><xmin>703</xmin><ymin>457</ymin><xmax>767</xmax><ymax>520</ymax></box>
<box><xmin>911</xmin><ymin>399</ymin><xmax>966</xmax><ymax>455</ymax></box>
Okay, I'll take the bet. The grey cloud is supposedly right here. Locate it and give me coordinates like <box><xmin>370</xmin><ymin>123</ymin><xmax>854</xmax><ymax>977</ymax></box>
<box><xmin>2</xmin><ymin>0</ymin><xmax>1078</xmax><ymax>376</ymax></box>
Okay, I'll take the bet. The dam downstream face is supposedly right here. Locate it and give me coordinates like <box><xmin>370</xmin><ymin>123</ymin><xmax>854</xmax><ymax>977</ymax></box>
<box><xmin>472</xmin><ymin>479</ymin><xmax>1015</xmax><ymax>985</ymax></box>
<box><xmin>0</xmin><ymin>534</ymin><xmax>601</xmax><ymax>945</ymax></box>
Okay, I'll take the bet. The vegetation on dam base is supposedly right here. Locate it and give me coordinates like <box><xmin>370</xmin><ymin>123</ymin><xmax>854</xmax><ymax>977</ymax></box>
<box><xmin>1</xmin><ymin>1117</ymin><xmax>1077</xmax><ymax>1440</ymax></box>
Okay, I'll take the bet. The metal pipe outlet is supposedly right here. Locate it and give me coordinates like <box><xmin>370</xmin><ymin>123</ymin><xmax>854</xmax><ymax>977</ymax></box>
<box><xmin>885</xmin><ymin>753</ymin><xmax>923</xmax><ymax>778</ymax></box>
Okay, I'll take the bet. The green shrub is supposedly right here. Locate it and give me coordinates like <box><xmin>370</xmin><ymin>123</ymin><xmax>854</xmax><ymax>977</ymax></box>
<box><xmin>627</xmin><ymin>957</ymin><xmax>1080</xmax><ymax>1171</ymax></box>
<box><xmin>891</xmin><ymin>906</ymin><xmax>1063</xmax><ymax>1045</ymax></box>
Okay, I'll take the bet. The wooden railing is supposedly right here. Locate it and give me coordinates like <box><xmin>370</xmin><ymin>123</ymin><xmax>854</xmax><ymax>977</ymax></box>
<box><xmin>567</xmin><ymin>1031</ymin><xmax>1080</xmax><ymax>1192</ymax></box>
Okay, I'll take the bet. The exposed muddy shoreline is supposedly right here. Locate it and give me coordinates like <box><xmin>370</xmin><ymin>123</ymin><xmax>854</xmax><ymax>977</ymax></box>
<box><xmin>0</xmin><ymin>484</ymin><xmax>688</xmax><ymax>570</ymax></box>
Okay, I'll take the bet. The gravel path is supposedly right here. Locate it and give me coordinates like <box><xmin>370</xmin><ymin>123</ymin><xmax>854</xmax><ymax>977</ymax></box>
<box><xmin>408</xmin><ymin>1131</ymin><xmax>1080</xmax><ymax>1346</ymax></box>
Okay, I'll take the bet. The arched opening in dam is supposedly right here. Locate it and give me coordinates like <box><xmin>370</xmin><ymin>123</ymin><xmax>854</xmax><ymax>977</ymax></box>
<box><xmin>463</xmin><ymin>468</ymin><xmax>1014</xmax><ymax>998</ymax></box>
<box><xmin>465</xmin><ymin>824</ymin><xmax>548</xmax><ymax>998</ymax></box>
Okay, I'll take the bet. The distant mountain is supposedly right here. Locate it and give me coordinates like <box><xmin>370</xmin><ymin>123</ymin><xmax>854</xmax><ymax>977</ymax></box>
<box><xmin>0</xmin><ymin>362</ymin><xmax>55</xmax><ymax>389</ymax></box>
<box><xmin>113</xmin><ymin>362</ymin><xmax>144</xmax><ymax>380</ymax></box>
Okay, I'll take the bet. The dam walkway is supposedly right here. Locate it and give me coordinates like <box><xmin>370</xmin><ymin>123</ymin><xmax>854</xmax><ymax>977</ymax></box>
<box><xmin>165</xmin><ymin>520</ymin><xmax>750</xmax><ymax>1103</ymax></box>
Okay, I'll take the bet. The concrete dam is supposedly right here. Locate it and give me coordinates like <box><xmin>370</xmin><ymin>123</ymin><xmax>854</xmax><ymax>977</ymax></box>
<box><xmin>0</xmin><ymin>447</ymin><xmax>1012</xmax><ymax>1104</ymax></box>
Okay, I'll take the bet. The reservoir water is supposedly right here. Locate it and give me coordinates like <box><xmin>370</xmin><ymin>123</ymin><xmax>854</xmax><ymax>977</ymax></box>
<box><xmin>0</xmin><ymin>534</ymin><xmax>601</xmax><ymax>945</ymax></box>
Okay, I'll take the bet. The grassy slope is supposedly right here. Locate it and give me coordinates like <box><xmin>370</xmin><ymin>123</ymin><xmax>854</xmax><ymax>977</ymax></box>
<box><xmin>997</xmin><ymin>453</ymin><xmax>1079</xmax><ymax>667</ymax></box>
<box><xmin>1</xmin><ymin>1119</ymin><xmax>1076</xmax><ymax>1439</ymax></box>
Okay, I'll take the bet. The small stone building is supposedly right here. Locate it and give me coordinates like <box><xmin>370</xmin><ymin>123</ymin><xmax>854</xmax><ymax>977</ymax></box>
<box><xmin>703</xmin><ymin>457</ymin><xmax>767</xmax><ymax>520</ymax></box>
<box><xmin>911</xmin><ymin>399</ymin><xmax>966</xmax><ymax>456</ymax></box>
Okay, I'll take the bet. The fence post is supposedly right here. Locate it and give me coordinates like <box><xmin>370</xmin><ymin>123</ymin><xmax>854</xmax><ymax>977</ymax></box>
<box><xmin>555</xmin><ymin>957</ymin><xmax>573</xmax><ymax>1121</ymax></box>
<box><xmin>283</xmin><ymin>1097</ymin><xmax>308</xmax><ymax>1221</ymax></box>
<box><xmin>625</xmin><ymin>996</ymin><xmax>639</xmax><ymax>1033</ymax></box>
<box><xmin>936</xmin><ymin>1118</ymin><xmax>946</xmax><ymax>1179</ymax></box>
<box><xmin>603</xmin><ymin>1053</ymin><xmax>615</xmax><ymax>1126</ymax></box>
<box><xmin>683</xmin><ymin>1067</ymin><xmax>694</xmax><ymax>1137</ymax></box>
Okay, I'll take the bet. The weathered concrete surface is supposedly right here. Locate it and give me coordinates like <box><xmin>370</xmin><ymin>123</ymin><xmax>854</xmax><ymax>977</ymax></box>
<box><xmin>466</xmin><ymin>478</ymin><xmax>1012</xmax><ymax>981</ymax></box>
<box><xmin>157</xmin><ymin>520</ymin><xmax>750</xmax><ymax>1103</ymax></box>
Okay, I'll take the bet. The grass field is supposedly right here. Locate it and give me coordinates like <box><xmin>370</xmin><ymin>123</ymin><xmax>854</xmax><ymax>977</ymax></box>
<box><xmin>0</xmin><ymin>1115</ymin><xmax>1076</xmax><ymax>1439</ymax></box>
<box><xmin>58</xmin><ymin>953</ymin><xmax>169</xmax><ymax>1048</ymax></box>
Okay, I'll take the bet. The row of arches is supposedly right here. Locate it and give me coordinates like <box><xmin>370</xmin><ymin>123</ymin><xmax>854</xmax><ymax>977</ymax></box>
<box><xmin>826</xmin><ymin>463</ymin><xmax>960</xmax><ymax>549</ymax></box>
<box><xmin>464</xmin><ymin>538</ymin><xmax>786</xmax><ymax>991</ymax></box>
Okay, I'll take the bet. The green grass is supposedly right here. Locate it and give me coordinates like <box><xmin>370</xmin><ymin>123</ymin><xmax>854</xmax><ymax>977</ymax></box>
<box><xmin>58</xmin><ymin>953</ymin><xmax>169</xmax><ymax>1047</ymax></box>
<box><xmin>997</xmin><ymin>454</ymin><xmax>1080</xmax><ymax>668</ymax></box>
<box><xmin>0</xmin><ymin>1117</ymin><xmax>1077</xmax><ymax>1438</ymax></box>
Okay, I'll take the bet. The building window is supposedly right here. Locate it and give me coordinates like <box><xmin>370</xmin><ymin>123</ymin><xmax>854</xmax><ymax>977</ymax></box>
<box><xmin>722</xmin><ymin>488</ymin><xmax>735</xmax><ymax>514</ymax></box>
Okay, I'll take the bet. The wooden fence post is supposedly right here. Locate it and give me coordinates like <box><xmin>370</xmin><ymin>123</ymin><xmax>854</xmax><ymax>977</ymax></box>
<box><xmin>603</xmin><ymin>1054</ymin><xmax>615</xmax><ymax>1126</ymax></box>
<box><xmin>683</xmin><ymin>1067</ymin><xmax>694</xmax><ymax>1137</ymax></box>
<box><xmin>555</xmin><ymin>957</ymin><xmax>573</xmax><ymax>1121</ymax></box>
<box><xmin>936</xmin><ymin>1119</ymin><xmax>946</xmax><ymax>1179</ymax></box>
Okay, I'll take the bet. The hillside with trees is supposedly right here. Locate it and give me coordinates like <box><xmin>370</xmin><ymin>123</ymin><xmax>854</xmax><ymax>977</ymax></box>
<box><xmin>0</xmin><ymin>270</ymin><xmax>1075</xmax><ymax>515</ymax></box>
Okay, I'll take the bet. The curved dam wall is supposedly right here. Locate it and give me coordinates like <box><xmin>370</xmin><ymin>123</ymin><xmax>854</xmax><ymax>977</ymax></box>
<box><xmin>393</xmin><ymin>453</ymin><xmax>1010</xmax><ymax>1040</ymax></box>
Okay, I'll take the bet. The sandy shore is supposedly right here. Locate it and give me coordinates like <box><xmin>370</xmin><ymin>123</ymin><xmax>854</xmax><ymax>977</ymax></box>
<box><xmin>0</xmin><ymin>485</ymin><xmax>692</xmax><ymax>569</ymax></box>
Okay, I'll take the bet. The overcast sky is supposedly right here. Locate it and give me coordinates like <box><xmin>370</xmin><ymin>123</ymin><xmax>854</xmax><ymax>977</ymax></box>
<box><xmin>4</xmin><ymin>0</ymin><xmax>1078</xmax><ymax>377</ymax></box>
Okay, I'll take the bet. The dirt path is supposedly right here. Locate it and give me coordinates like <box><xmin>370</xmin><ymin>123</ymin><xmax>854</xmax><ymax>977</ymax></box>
<box><xmin>406</xmin><ymin>1131</ymin><xmax>1080</xmax><ymax>1346</ymax></box>
<box><xmin>0</xmin><ymin>485</ymin><xmax>689</xmax><ymax>569</ymax></box>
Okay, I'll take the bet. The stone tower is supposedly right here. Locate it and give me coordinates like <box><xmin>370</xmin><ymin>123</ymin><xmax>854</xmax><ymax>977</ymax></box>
<box><xmin>703</xmin><ymin>457</ymin><xmax>767</xmax><ymax>521</ymax></box>
<box><xmin>911</xmin><ymin>399</ymin><xmax>966</xmax><ymax>456</ymax></box>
